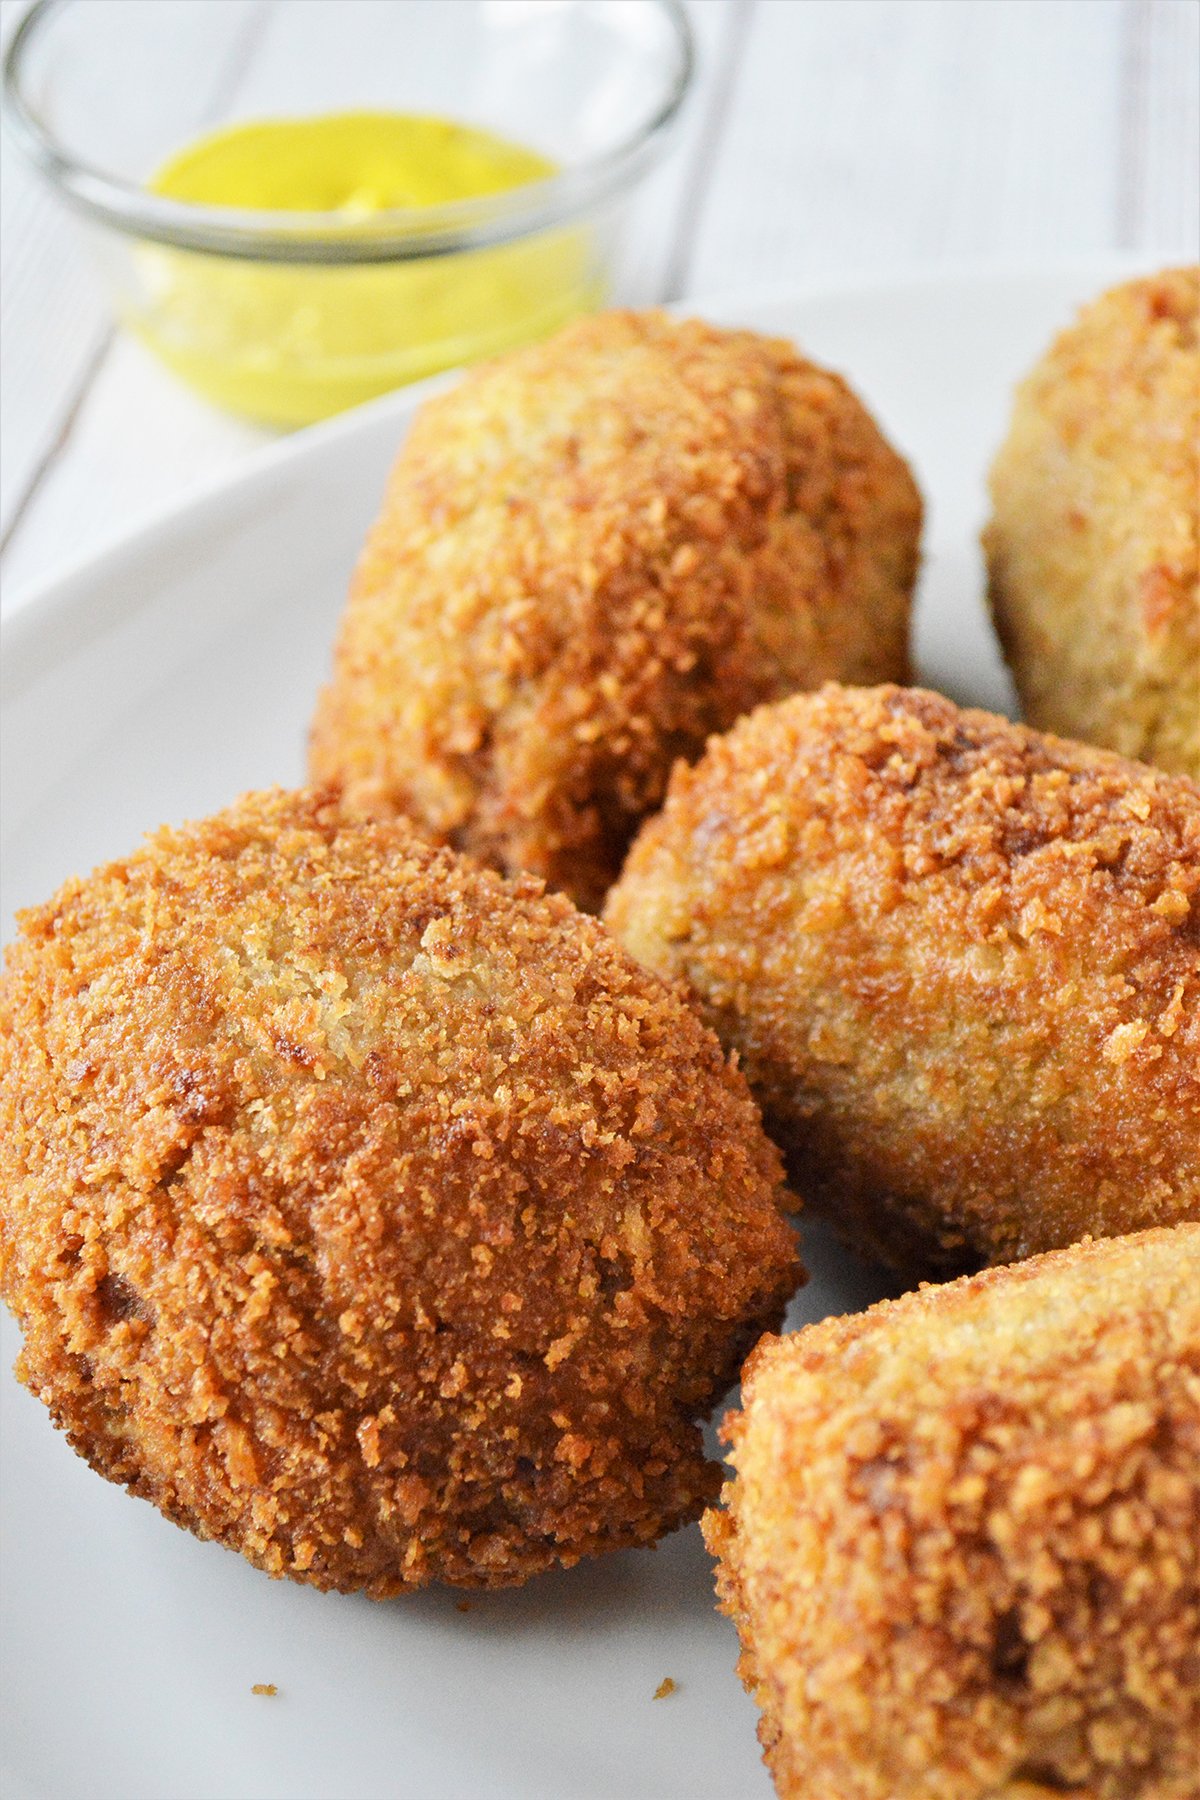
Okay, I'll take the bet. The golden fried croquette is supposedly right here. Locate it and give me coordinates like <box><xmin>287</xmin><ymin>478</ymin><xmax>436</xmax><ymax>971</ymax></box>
<box><xmin>309</xmin><ymin>309</ymin><xmax>922</xmax><ymax>910</ymax></box>
<box><xmin>605</xmin><ymin>683</ymin><xmax>1200</xmax><ymax>1277</ymax></box>
<box><xmin>985</xmin><ymin>267</ymin><xmax>1200</xmax><ymax>778</ymax></box>
<box><xmin>704</xmin><ymin>1226</ymin><xmax>1200</xmax><ymax>1800</ymax></box>
<box><xmin>0</xmin><ymin>789</ymin><xmax>801</xmax><ymax>1595</ymax></box>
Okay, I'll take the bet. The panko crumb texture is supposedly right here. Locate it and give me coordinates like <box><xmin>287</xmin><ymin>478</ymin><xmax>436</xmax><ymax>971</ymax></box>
<box><xmin>985</xmin><ymin>267</ymin><xmax>1200</xmax><ymax>778</ymax></box>
<box><xmin>0</xmin><ymin>789</ymin><xmax>801</xmax><ymax>1594</ymax></box>
<box><xmin>310</xmin><ymin>308</ymin><xmax>922</xmax><ymax>909</ymax></box>
<box><xmin>605</xmin><ymin>683</ymin><xmax>1200</xmax><ymax>1277</ymax></box>
<box><xmin>706</xmin><ymin>1226</ymin><xmax>1200</xmax><ymax>1800</ymax></box>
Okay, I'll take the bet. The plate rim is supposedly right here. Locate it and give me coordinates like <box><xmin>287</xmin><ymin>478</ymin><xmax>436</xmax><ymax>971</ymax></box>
<box><xmin>0</xmin><ymin>250</ymin><xmax>1169</xmax><ymax>1800</ymax></box>
<box><xmin>0</xmin><ymin>253</ymin><xmax>1153</xmax><ymax>688</ymax></box>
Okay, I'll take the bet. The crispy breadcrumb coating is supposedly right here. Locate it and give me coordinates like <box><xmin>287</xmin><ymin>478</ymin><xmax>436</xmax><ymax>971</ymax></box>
<box><xmin>985</xmin><ymin>267</ymin><xmax>1200</xmax><ymax>778</ymax></box>
<box><xmin>310</xmin><ymin>309</ymin><xmax>922</xmax><ymax>910</ymax></box>
<box><xmin>704</xmin><ymin>1226</ymin><xmax>1200</xmax><ymax>1800</ymax></box>
<box><xmin>0</xmin><ymin>790</ymin><xmax>801</xmax><ymax>1595</ymax></box>
<box><xmin>605</xmin><ymin>684</ymin><xmax>1200</xmax><ymax>1277</ymax></box>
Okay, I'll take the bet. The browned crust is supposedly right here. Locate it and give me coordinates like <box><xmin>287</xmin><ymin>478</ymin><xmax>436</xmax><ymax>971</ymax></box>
<box><xmin>985</xmin><ymin>267</ymin><xmax>1200</xmax><ymax>777</ymax></box>
<box><xmin>309</xmin><ymin>309</ymin><xmax>922</xmax><ymax>909</ymax></box>
<box><xmin>0</xmin><ymin>789</ymin><xmax>801</xmax><ymax>1594</ymax></box>
<box><xmin>605</xmin><ymin>683</ymin><xmax>1200</xmax><ymax>1276</ymax></box>
<box><xmin>704</xmin><ymin>1225</ymin><xmax>1200</xmax><ymax>1800</ymax></box>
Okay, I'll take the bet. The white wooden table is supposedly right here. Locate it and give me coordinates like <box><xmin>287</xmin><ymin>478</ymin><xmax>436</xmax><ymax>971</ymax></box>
<box><xmin>2</xmin><ymin>0</ymin><xmax>1197</xmax><ymax>608</ymax></box>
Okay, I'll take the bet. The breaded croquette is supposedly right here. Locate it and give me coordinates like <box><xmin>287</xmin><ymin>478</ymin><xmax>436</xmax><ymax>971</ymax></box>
<box><xmin>310</xmin><ymin>309</ymin><xmax>922</xmax><ymax>910</ymax></box>
<box><xmin>705</xmin><ymin>1226</ymin><xmax>1200</xmax><ymax>1800</ymax></box>
<box><xmin>605</xmin><ymin>684</ymin><xmax>1200</xmax><ymax>1278</ymax></box>
<box><xmin>985</xmin><ymin>267</ymin><xmax>1200</xmax><ymax>778</ymax></box>
<box><xmin>0</xmin><ymin>790</ymin><xmax>801</xmax><ymax>1595</ymax></box>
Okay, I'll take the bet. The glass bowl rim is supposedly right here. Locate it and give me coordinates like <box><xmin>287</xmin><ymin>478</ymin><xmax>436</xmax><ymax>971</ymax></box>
<box><xmin>2</xmin><ymin>0</ymin><xmax>694</xmax><ymax>264</ymax></box>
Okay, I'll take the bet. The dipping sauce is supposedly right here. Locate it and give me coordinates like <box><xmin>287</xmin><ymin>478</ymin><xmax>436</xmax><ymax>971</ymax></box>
<box><xmin>135</xmin><ymin>112</ymin><xmax>601</xmax><ymax>424</ymax></box>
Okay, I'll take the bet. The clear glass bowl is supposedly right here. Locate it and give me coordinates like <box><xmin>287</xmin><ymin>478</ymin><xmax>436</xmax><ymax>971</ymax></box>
<box><xmin>3</xmin><ymin>0</ymin><xmax>693</xmax><ymax>424</ymax></box>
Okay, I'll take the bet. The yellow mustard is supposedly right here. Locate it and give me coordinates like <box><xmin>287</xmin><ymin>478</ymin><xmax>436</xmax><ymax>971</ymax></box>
<box><xmin>136</xmin><ymin>112</ymin><xmax>601</xmax><ymax>425</ymax></box>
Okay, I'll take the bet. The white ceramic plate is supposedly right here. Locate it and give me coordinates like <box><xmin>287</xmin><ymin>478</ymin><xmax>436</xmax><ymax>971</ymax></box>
<box><xmin>1</xmin><ymin>264</ymin><xmax>1142</xmax><ymax>1800</ymax></box>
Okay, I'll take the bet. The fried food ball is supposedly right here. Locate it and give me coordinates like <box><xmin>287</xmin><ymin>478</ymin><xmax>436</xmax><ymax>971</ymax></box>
<box><xmin>605</xmin><ymin>683</ymin><xmax>1200</xmax><ymax>1277</ymax></box>
<box><xmin>309</xmin><ymin>309</ymin><xmax>922</xmax><ymax>910</ymax></box>
<box><xmin>0</xmin><ymin>789</ymin><xmax>801</xmax><ymax>1596</ymax></box>
<box><xmin>704</xmin><ymin>1226</ymin><xmax>1200</xmax><ymax>1800</ymax></box>
<box><xmin>984</xmin><ymin>267</ymin><xmax>1200</xmax><ymax>778</ymax></box>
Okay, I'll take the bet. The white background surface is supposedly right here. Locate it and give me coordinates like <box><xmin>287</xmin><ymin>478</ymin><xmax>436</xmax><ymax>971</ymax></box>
<box><xmin>1</xmin><ymin>7</ymin><xmax>1198</xmax><ymax>1796</ymax></box>
<box><xmin>2</xmin><ymin>0</ymin><xmax>1198</xmax><ymax>607</ymax></box>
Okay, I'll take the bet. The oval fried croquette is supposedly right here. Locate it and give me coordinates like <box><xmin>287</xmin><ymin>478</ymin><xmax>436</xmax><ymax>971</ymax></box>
<box><xmin>605</xmin><ymin>683</ymin><xmax>1200</xmax><ymax>1277</ymax></box>
<box><xmin>309</xmin><ymin>309</ymin><xmax>922</xmax><ymax>910</ymax></box>
<box><xmin>985</xmin><ymin>267</ymin><xmax>1200</xmax><ymax>778</ymax></box>
<box><xmin>0</xmin><ymin>790</ymin><xmax>802</xmax><ymax>1595</ymax></box>
<box><xmin>704</xmin><ymin>1226</ymin><xmax>1200</xmax><ymax>1800</ymax></box>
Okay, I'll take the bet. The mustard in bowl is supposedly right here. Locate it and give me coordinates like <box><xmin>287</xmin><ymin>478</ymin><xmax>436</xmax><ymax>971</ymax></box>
<box><xmin>3</xmin><ymin>0</ymin><xmax>693</xmax><ymax>425</ymax></box>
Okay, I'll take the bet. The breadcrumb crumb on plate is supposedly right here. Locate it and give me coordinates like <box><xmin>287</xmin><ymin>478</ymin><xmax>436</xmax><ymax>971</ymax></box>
<box><xmin>0</xmin><ymin>266</ymin><xmax>1158</xmax><ymax>1800</ymax></box>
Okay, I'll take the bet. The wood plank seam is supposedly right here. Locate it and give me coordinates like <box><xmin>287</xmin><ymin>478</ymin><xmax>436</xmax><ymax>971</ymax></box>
<box><xmin>0</xmin><ymin>327</ymin><xmax>113</xmax><ymax>562</ymax></box>
<box><xmin>0</xmin><ymin>0</ymin><xmax>273</xmax><ymax>573</ymax></box>
<box><xmin>1117</xmin><ymin>0</ymin><xmax>1150</xmax><ymax>247</ymax></box>
<box><xmin>660</xmin><ymin>0</ymin><xmax>758</xmax><ymax>299</ymax></box>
